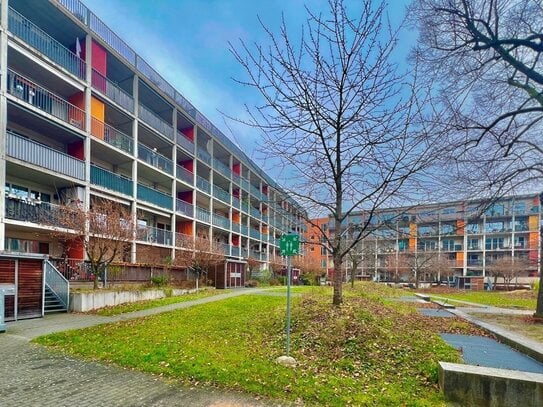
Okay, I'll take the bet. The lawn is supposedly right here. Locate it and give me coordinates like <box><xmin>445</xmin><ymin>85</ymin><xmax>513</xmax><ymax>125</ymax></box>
<box><xmin>90</xmin><ymin>289</ymin><xmax>230</xmax><ymax>316</ymax></box>
<box><xmin>470</xmin><ymin>313</ymin><xmax>543</xmax><ymax>343</ymax></box>
<box><xmin>430</xmin><ymin>290</ymin><xmax>536</xmax><ymax>310</ymax></box>
<box><xmin>35</xmin><ymin>283</ymin><xmax>484</xmax><ymax>406</ymax></box>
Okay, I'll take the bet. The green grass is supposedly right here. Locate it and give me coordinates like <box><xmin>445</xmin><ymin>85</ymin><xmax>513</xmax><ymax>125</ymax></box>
<box><xmin>35</xmin><ymin>282</ymin><xmax>480</xmax><ymax>406</ymax></box>
<box><xmin>432</xmin><ymin>290</ymin><xmax>536</xmax><ymax>310</ymax></box>
<box><xmin>91</xmin><ymin>289</ymin><xmax>230</xmax><ymax>316</ymax></box>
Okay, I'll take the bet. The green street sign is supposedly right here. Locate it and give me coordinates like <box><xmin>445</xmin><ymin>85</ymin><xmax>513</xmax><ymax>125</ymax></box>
<box><xmin>280</xmin><ymin>234</ymin><xmax>300</xmax><ymax>256</ymax></box>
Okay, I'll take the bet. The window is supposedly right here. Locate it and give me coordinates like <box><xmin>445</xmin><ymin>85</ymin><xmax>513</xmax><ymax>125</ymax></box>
<box><xmin>514</xmin><ymin>219</ymin><xmax>528</xmax><ymax>231</ymax></box>
<box><xmin>440</xmin><ymin>223</ymin><xmax>455</xmax><ymax>235</ymax></box>
<box><xmin>485</xmin><ymin>237</ymin><xmax>504</xmax><ymax>250</ymax></box>
<box><xmin>468</xmin><ymin>238</ymin><xmax>479</xmax><ymax>250</ymax></box>
<box><xmin>442</xmin><ymin>239</ymin><xmax>455</xmax><ymax>251</ymax></box>
<box><xmin>513</xmin><ymin>202</ymin><xmax>526</xmax><ymax>215</ymax></box>
<box><xmin>466</xmin><ymin>223</ymin><xmax>480</xmax><ymax>234</ymax></box>
<box><xmin>514</xmin><ymin>236</ymin><xmax>525</xmax><ymax>248</ymax></box>
<box><xmin>485</xmin><ymin>204</ymin><xmax>504</xmax><ymax>217</ymax></box>
<box><xmin>320</xmin><ymin>246</ymin><xmax>327</xmax><ymax>255</ymax></box>
<box><xmin>418</xmin><ymin>240</ymin><xmax>437</xmax><ymax>251</ymax></box>
<box><xmin>485</xmin><ymin>221</ymin><xmax>504</xmax><ymax>233</ymax></box>
<box><xmin>320</xmin><ymin>259</ymin><xmax>327</xmax><ymax>268</ymax></box>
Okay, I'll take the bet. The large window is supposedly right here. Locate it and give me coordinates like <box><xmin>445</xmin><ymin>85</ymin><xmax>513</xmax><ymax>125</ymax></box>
<box><xmin>468</xmin><ymin>238</ymin><xmax>479</xmax><ymax>250</ymax></box>
<box><xmin>485</xmin><ymin>237</ymin><xmax>504</xmax><ymax>250</ymax></box>
<box><xmin>442</xmin><ymin>239</ymin><xmax>455</xmax><ymax>251</ymax></box>
<box><xmin>440</xmin><ymin>223</ymin><xmax>455</xmax><ymax>235</ymax></box>
<box><xmin>485</xmin><ymin>221</ymin><xmax>504</xmax><ymax>233</ymax></box>
<box><xmin>466</xmin><ymin>223</ymin><xmax>480</xmax><ymax>234</ymax></box>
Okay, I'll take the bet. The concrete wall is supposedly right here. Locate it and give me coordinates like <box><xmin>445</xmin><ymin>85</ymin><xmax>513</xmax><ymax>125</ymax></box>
<box><xmin>439</xmin><ymin>362</ymin><xmax>543</xmax><ymax>407</ymax></box>
<box><xmin>70</xmin><ymin>288</ymin><xmax>199</xmax><ymax>312</ymax></box>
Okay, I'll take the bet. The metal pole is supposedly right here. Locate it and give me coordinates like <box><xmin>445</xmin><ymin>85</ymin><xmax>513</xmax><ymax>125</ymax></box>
<box><xmin>286</xmin><ymin>255</ymin><xmax>292</xmax><ymax>356</ymax></box>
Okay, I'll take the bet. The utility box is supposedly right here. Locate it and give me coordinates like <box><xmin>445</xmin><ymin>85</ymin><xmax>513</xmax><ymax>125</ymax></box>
<box><xmin>0</xmin><ymin>283</ymin><xmax>16</xmax><ymax>333</ymax></box>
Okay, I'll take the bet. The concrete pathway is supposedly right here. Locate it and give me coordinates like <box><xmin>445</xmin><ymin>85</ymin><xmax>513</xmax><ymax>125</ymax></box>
<box><xmin>1</xmin><ymin>288</ymin><xmax>285</xmax><ymax>407</ymax></box>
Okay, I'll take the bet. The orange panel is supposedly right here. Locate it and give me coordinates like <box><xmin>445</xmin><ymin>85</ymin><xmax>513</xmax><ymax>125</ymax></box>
<box><xmin>409</xmin><ymin>223</ymin><xmax>417</xmax><ymax>237</ymax></box>
<box><xmin>232</xmin><ymin>212</ymin><xmax>240</xmax><ymax>223</ymax></box>
<box><xmin>409</xmin><ymin>238</ymin><xmax>416</xmax><ymax>251</ymax></box>
<box><xmin>262</xmin><ymin>225</ymin><xmax>268</xmax><ymax>235</ymax></box>
<box><xmin>68</xmin><ymin>92</ymin><xmax>85</xmax><ymax>130</ymax></box>
<box><xmin>529</xmin><ymin>232</ymin><xmax>539</xmax><ymax>248</ymax></box>
<box><xmin>177</xmin><ymin>221</ymin><xmax>193</xmax><ymax>236</ymax></box>
<box><xmin>529</xmin><ymin>215</ymin><xmax>539</xmax><ymax>231</ymax></box>
<box><xmin>91</xmin><ymin>96</ymin><xmax>105</xmax><ymax>120</ymax></box>
<box><xmin>456</xmin><ymin>220</ymin><xmax>465</xmax><ymax>235</ymax></box>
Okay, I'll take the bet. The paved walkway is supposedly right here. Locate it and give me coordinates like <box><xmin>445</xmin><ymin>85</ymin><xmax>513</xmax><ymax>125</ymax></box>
<box><xmin>1</xmin><ymin>288</ymin><xmax>285</xmax><ymax>407</ymax></box>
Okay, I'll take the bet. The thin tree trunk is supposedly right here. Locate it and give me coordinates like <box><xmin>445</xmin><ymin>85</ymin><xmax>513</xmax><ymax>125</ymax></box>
<box><xmin>333</xmin><ymin>254</ymin><xmax>343</xmax><ymax>305</ymax></box>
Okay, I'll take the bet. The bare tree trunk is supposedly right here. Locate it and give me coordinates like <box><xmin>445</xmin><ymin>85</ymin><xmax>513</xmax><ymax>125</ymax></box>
<box><xmin>333</xmin><ymin>253</ymin><xmax>343</xmax><ymax>305</ymax></box>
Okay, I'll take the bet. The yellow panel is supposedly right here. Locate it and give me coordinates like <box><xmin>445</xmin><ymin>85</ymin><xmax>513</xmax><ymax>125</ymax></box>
<box><xmin>409</xmin><ymin>223</ymin><xmax>417</xmax><ymax>237</ymax></box>
<box><xmin>91</xmin><ymin>96</ymin><xmax>105</xmax><ymax>120</ymax></box>
<box><xmin>529</xmin><ymin>215</ymin><xmax>539</xmax><ymax>231</ymax></box>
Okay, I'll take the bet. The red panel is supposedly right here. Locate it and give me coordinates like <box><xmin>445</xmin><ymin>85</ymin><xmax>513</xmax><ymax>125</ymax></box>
<box><xmin>233</xmin><ymin>188</ymin><xmax>240</xmax><ymax>198</ymax></box>
<box><xmin>17</xmin><ymin>260</ymin><xmax>43</xmax><ymax>318</ymax></box>
<box><xmin>92</xmin><ymin>40</ymin><xmax>107</xmax><ymax>76</ymax></box>
<box><xmin>180</xmin><ymin>160</ymin><xmax>193</xmax><ymax>172</ymax></box>
<box><xmin>233</xmin><ymin>163</ymin><xmax>241</xmax><ymax>175</ymax></box>
<box><xmin>66</xmin><ymin>238</ymin><xmax>85</xmax><ymax>260</ymax></box>
<box><xmin>181</xmin><ymin>127</ymin><xmax>194</xmax><ymax>141</ymax></box>
<box><xmin>232</xmin><ymin>235</ymin><xmax>239</xmax><ymax>246</ymax></box>
<box><xmin>67</xmin><ymin>140</ymin><xmax>84</xmax><ymax>160</ymax></box>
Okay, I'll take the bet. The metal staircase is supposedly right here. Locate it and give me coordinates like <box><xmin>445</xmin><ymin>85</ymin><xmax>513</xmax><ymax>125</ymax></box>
<box><xmin>44</xmin><ymin>285</ymin><xmax>67</xmax><ymax>313</ymax></box>
<box><xmin>44</xmin><ymin>260</ymin><xmax>69</xmax><ymax>313</ymax></box>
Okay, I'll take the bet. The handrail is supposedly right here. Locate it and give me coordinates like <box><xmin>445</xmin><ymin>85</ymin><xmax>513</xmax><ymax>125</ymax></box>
<box><xmin>91</xmin><ymin>117</ymin><xmax>133</xmax><ymax>154</ymax></box>
<box><xmin>45</xmin><ymin>260</ymin><xmax>69</xmax><ymax>310</ymax></box>
<box><xmin>91</xmin><ymin>69</ymin><xmax>134</xmax><ymax>112</ymax></box>
<box><xmin>138</xmin><ymin>143</ymin><xmax>173</xmax><ymax>174</ymax></box>
<box><xmin>138</xmin><ymin>104</ymin><xmax>174</xmax><ymax>141</ymax></box>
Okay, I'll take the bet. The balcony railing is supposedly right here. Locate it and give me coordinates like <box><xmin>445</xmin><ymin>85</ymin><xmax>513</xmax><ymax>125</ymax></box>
<box><xmin>197</xmin><ymin>147</ymin><xmax>212</xmax><ymax>165</ymax></box>
<box><xmin>241</xmin><ymin>248</ymin><xmax>249</xmax><ymax>258</ymax></box>
<box><xmin>213</xmin><ymin>185</ymin><xmax>231</xmax><ymax>204</ymax></box>
<box><xmin>196</xmin><ymin>206</ymin><xmax>211</xmax><ymax>223</ymax></box>
<box><xmin>221</xmin><ymin>243</ymin><xmax>231</xmax><ymax>256</ymax></box>
<box><xmin>175</xmin><ymin>232</ymin><xmax>193</xmax><ymax>248</ymax></box>
<box><xmin>241</xmin><ymin>202</ymin><xmax>249</xmax><ymax>213</ymax></box>
<box><xmin>241</xmin><ymin>225</ymin><xmax>249</xmax><ymax>236</ymax></box>
<box><xmin>138</xmin><ymin>143</ymin><xmax>173</xmax><ymax>175</ymax></box>
<box><xmin>250</xmin><ymin>184</ymin><xmax>261</xmax><ymax>199</ymax></box>
<box><xmin>8</xmin><ymin>70</ymin><xmax>85</xmax><ymax>131</ymax></box>
<box><xmin>138</xmin><ymin>104</ymin><xmax>174</xmax><ymax>140</ymax></box>
<box><xmin>176</xmin><ymin>199</ymin><xmax>193</xmax><ymax>217</ymax></box>
<box><xmin>232</xmin><ymin>222</ymin><xmax>240</xmax><ymax>233</ymax></box>
<box><xmin>250</xmin><ymin>207</ymin><xmax>261</xmax><ymax>219</ymax></box>
<box><xmin>176</xmin><ymin>164</ymin><xmax>193</xmax><ymax>185</ymax></box>
<box><xmin>212</xmin><ymin>213</ymin><xmax>230</xmax><ymax>230</ymax></box>
<box><xmin>196</xmin><ymin>175</ymin><xmax>211</xmax><ymax>194</ymax></box>
<box><xmin>139</xmin><ymin>225</ymin><xmax>173</xmax><ymax>246</ymax></box>
<box><xmin>5</xmin><ymin>198</ymin><xmax>59</xmax><ymax>225</ymax></box>
<box><xmin>250</xmin><ymin>251</ymin><xmax>261</xmax><ymax>260</ymax></box>
<box><xmin>176</xmin><ymin>131</ymin><xmax>194</xmax><ymax>153</ymax></box>
<box><xmin>213</xmin><ymin>158</ymin><xmax>231</xmax><ymax>178</ymax></box>
<box><xmin>241</xmin><ymin>178</ymin><xmax>250</xmax><ymax>191</ymax></box>
<box><xmin>250</xmin><ymin>229</ymin><xmax>260</xmax><ymax>240</ymax></box>
<box><xmin>7</xmin><ymin>131</ymin><xmax>85</xmax><ymax>180</ymax></box>
<box><xmin>137</xmin><ymin>184</ymin><xmax>172</xmax><ymax>210</ymax></box>
<box><xmin>231</xmin><ymin>246</ymin><xmax>240</xmax><ymax>257</ymax></box>
<box><xmin>9</xmin><ymin>8</ymin><xmax>85</xmax><ymax>79</ymax></box>
<box><xmin>90</xmin><ymin>165</ymin><xmax>133</xmax><ymax>196</ymax></box>
<box><xmin>91</xmin><ymin>69</ymin><xmax>134</xmax><ymax>112</ymax></box>
<box><xmin>232</xmin><ymin>196</ymin><xmax>241</xmax><ymax>208</ymax></box>
<box><xmin>232</xmin><ymin>173</ymin><xmax>241</xmax><ymax>185</ymax></box>
<box><xmin>91</xmin><ymin>118</ymin><xmax>133</xmax><ymax>154</ymax></box>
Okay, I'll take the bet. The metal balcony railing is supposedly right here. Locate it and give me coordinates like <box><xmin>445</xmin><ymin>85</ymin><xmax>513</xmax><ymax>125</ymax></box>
<box><xmin>196</xmin><ymin>175</ymin><xmax>211</xmax><ymax>194</ymax></box>
<box><xmin>197</xmin><ymin>147</ymin><xmax>212</xmax><ymax>165</ymax></box>
<box><xmin>196</xmin><ymin>206</ymin><xmax>211</xmax><ymax>223</ymax></box>
<box><xmin>8</xmin><ymin>8</ymin><xmax>85</xmax><ymax>79</ymax></box>
<box><xmin>212</xmin><ymin>213</ymin><xmax>230</xmax><ymax>230</ymax></box>
<box><xmin>241</xmin><ymin>178</ymin><xmax>250</xmax><ymax>191</ymax></box>
<box><xmin>176</xmin><ymin>164</ymin><xmax>193</xmax><ymax>185</ymax></box>
<box><xmin>91</xmin><ymin>69</ymin><xmax>134</xmax><ymax>112</ymax></box>
<box><xmin>137</xmin><ymin>184</ymin><xmax>172</xmax><ymax>210</ymax></box>
<box><xmin>213</xmin><ymin>158</ymin><xmax>231</xmax><ymax>178</ymax></box>
<box><xmin>232</xmin><ymin>196</ymin><xmax>241</xmax><ymax>208</ymax></box>
<box><xmin>8</xmin><ymin>70</ymin><xmax>85</xmax><ymax>130</ymax></box>
<box><xmin>176</xmin><ymin>130</ymin><xmax>194</xmax><ymax>153</ymax></box>
<box><xmin>231</xmin><ymin>246</ymin><xmax>240</xmax><ymax>257</ymax></box>
<box><xmin>241</xmin><ymin>225</ymin><xmax>249</xmax><ymax>236</ymax></box>
<box><xmin>138</xmin><ymin>143</ymin><xmax>173</xmax><ymax>174</ymax></box>
<box><xmin>45</xmin><ymin>261</ymin><xmax>69</xmax><ymax>310</ymax></box>
<box><xmin>213</xmin><ymin>185</ymin><xmax>231</xmax><ymax>204</ymax></box>
<box><xmin>90</xmin><ymin>118</ymin><xmax>133</xmax><ymax>154</ymax></box>
<box><xmin>139</xmin><ymin>225</ymin><xmax>173</xmax><ymax>246</ymax></box>
<box><xmin>176</xmin><ymin>199</ymin><xmax>193</xmax><ymax>217</ymax></box>
<box><xmin>250</xmin><ymin>229</ymin><xmax>260</xmax><ymax>240</ymax></box>
<box><xmin>90</xmin><ymin>165</ymin><xmax>133</xmax><ymax>196</ymax></box>
<box><xmin>7</xmin><ymin>131</ymin><xmax>85</xmax><ymax>180</ymax></box>
<box><xmin>231</xmin><ymin>222</ymin><xmax>240</xmax><ymax>233</ymax></box>
<box><xmin>138</xmin><ymin>104</ymin><xmax>174</xmax><ymax>141</ymax></box>
<box><xmin>241</xmin><ymin>202</ymin><xmax>249</xmax><ymax>213</ymax></box>
<box><xmin>250</xmin><ymin>207</ymin><xmax>261</xmax><ymax>219</ymax></box>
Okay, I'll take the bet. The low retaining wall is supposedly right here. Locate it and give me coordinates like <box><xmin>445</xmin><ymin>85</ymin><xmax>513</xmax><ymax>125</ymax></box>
<box><xmin>70</xmin><ymin>288</ymin><xmax>202</xmax><ymax>312</ymax></box>
<box><xmin>439</xmin><ymin>362</ymin><xmax>543</xmax><ymax>407</ymax></box>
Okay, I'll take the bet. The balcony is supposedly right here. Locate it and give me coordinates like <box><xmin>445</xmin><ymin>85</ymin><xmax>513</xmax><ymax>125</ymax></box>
<box><xmin>250</xmin><ymin>207</ymin><xmax>261</xmax><ymax>219</ymax></box>
<box><xmin>232</xmin><ymin>222</ymin><xmax>240</xmax><ymax>233</ymax></box>
<box><xmin>5</xmin><ymin>198</ymin><xmax>59</xmax><ymax>226</ymax></box>
<box><xmin>250</xmin><ymin>251</ymin><xmax>261</xmax><ymax>260</ymax></box>
<box><xmin>175</xmin><ymin>232</ymin><xmax>193</xmax><ymax>249</ymax></box>
<box><xmin>91</xmin><ymin>118</ymin><xmax>133</xmax><ymax>154</ymax></box>
<box><xmin>250</xmin><ymin>184</ymin><xmax>261</xmax><ymax>199</ymax></box>
<box><xmin>241</xmin><ymin>178</ymin><xmax>250</xmax><ymax>191</ymax></box>
<box><xmin>176</xmin><ymin>130</ymin><xmax>194</xmax><ymax>153</ymax></box>
<box><xmin>176</xmin><ymin>164</ymin><xmax>193</xmax><ymax>185</ymax></box>
<box><xmin>197</xmin><ymin>147</ymin><xmax>212</xmax><ymax>165</ymax></box>
<box><xmin>241</xmin><ymin>248</ymin><xmax>249</xmax><ymax>258</ymax></box>
<box><xmin>231</xmin><ymin>246</ymin><xmax>240</xmax><ymax>257</ymax></box>
<box><xmin>232</xmin><ymin>173</ymin><xmax>241</xmax><ymax>185</ymax></box>
<box><xmin>221</xmin><ymin>243</ymin><xmax>231</xmax><ymax>256</ymax></box>
<box><xmin>137</xmin><ymin>184</ymin><xmax>172</xmax><ymax>210</ymax></box>
<box><xmin>176</xmin><ymin>199</ymin><xmax>193</xmax><ymax>217</ymax></box>
<box><xmin>196</xmin><ymin>206</ymin><xmax>211</xmax><ymax>223</ymax></box>
<box><xmin>91</xmin><ymin>69</ymin><xmax>134</xmax><ymax>112</ymax></box>
<box><xmin>232</xmin><ymin>196</ymin><xmax>241</xmax><ymax>208</ymax></box>
<box><xmin>138</xmin><ymin>143</ymin><xmax>173</xmax><ymax>174</ymax></box>
<box><xmin>196</xmin><ymin>175</ymin><xmax>211</xmax><ymax>194</ymax></box>
<box><xmin>138</xmin><ymin>104</ymin><xmax>174</xmax><ymax>140</ymax></box>
<box><xmin>241</xmin><ymin>225</ymin><xmax>249</xmax><ymax>236</ymax></box>
<box><xmin>139</xmin><ymin>225</ymin><xmax>173</xmax><ymax>246</ymax></box>
<box><xmin>241</xmin><ymin>202</ymin><xmax>249</xmax><ymax>213</ymax></box>
<box><xmin>250</xmin><ymin>229</ymin><xmax>260</xmax><ymax>240</ymax></box>
<box><xmin>90</xmin><ymin>165</ymin><xmax>133</xmax><ymax>196</ymax></box>
<box><xmin>213</xmin><ymin>185</ymin><xmax>231</xmax><ymax>204</ymax></box>
<box><xmin>212</xmin><ymin>213</ymin><xmax>230</xmax><ymax>230</ymax></box>
<box><xmin>7</xmin><ymin>131</ymin><xmax>85</xmax><ymax>180</ymax></box>
<box><xmin>213</xmin><ymin>158</ymin><xmax>231</xmax><ymax>178</ymax></box>
<box><xmin>8</xmin><ymin>70</ymin><xmax>85</xmax><ymax>131</ymax></box>
<box><xmin>9</xmin><ymin>8</ymin><xmax>85</xmax><ymax>79</ymax></box>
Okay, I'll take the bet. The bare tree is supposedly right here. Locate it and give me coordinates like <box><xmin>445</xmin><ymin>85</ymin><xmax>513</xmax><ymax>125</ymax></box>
<box><xmin>410</xmin><ymin>0</ymin><xmax>543</xmax><ymax>314</ymax></box>
<box><xmin>175</xmin><ymin>237</ymin><xmax>225</xmax><ymax>289</ymax></box>
<box><xmin>397</xmin><ymin>251</ymin><xmax>436</xmax><ymax>289</ymax></box>
<box><xmin>487</xmin><ymin>255</ymin><xmax>531</xmax><ymax>290</ymax></box>
<box><xmin>293</xmin><ymin>255</ymin><xmax>323</xmax><ymax>285</ymax></box>
<box><xmin>345</xmin><ymin>241</ymin><xmax>364</xmax><ymax>288</ymax></box>
<box><xmin>230</xmin><ymin>0</ymin><xmax>434</xmax><ymax>305</ymax></box>
<box><xmin>51</xmin><ymin>198</ymin><xmax>136</xmax><ymax>289</ymax></box>
<box><xmin>245</xmin><ymin>256</ymin><xmax>260</xmax><ymax>281</ymax></box>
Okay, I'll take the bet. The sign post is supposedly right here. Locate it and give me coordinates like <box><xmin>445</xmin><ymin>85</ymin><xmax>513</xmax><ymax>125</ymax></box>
<box><xmin>277</xmin><ymin>234</ymin><xmax>300</xmax><ymax>367</ymax></box>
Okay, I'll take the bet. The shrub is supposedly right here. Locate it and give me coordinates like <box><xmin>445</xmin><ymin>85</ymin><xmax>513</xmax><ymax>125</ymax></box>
<box><xmin>244</xmin><ymin>279</ymin><xmax>259</xmax><ymax>288</ymax></box>
<box><xmin>268</xmin><ymin>278</ymin><xmax>281</xmax><ymax>286</ymax></box>
<box><xmin>150</xmin><ymin>275</ymin><xmax>169</xmax><ymax>287</ymax></box>
<box><xmin>163</xmin><ymin>287</ymin><xmax>173</xmax><ymax>297</ymax></box>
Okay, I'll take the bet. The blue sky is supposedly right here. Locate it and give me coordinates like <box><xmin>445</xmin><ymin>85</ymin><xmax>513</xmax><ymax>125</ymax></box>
<box><xmin>82</xmin><ymin>0</ymin><xmax>414</xmax><ymax>162</ymax></box>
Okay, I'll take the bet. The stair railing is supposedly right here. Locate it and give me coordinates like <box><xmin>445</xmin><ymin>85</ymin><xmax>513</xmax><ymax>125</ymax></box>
<box><xmin>44</xmin><ymin>260</ymin><xmax>69</xmax><ymax>310</ymax></box>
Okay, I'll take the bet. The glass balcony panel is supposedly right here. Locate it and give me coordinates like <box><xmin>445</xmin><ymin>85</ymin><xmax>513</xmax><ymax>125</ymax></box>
<box><xmin>7</xmin><ymin>131</ymin><xmax>85</xmax><ymax>180</ymax></box>
<box><xmin>212</xmin><ymin>213</ymin><xmax>230</xmax><ymax>229</ymax></box>
<box><xmin>91</xmin><ymin>69</ymin><xmax>134</xmax><ymax>112</ymax></box>
<box><xmin>138</xmin><ymin>104</ymin><xmax>174</xmax><ymax>140</ymax></box>
<box><xmin>138</xmin><ymin>225</ymin><xmax>173</xmax><ymax>245</ymax></box>
<box><xmin>232</xmin><ymin>223</ymin><xmax>240</xmax><ymax>233</ymax></box>
<box><xmin>176</xmin><ymin>199</ymin><xmax>193</xmax><ymax>217</ymax></box>
<box><xmin>175</xmin><ymin>232</ymin><xmax>193</xmax><ymax>248</ymax></box>
<box><xmin>9</xmin><ymin>8</ymin><xmax>86</xmax><ymax>79</ymax></box>
<box><xmin>138</xmin><ymin>143</ymin><xmax>173</xmax><ymax>174</ymax></box>
<box><xmin>90</xmin><ymin>165</ymin><xmax>132</xmax><ymax>196</ymax></box>
<box><xmin>232</xmin><ymin>196</ymin><xmax>240</xmax><ymax>208</ymax></box>
<box><xmin>197</xmin><ymin>147</ymin><xmax>212</xmax><ymax>165</ymax></box>
<box><xmin>213</xmin><ymin>185</ymin><xmax>231</xmax><ymax>204</ymax></box>
<box><xmin>196</xmin><ymin>176</ymin><xmax>211</xmax><ymax>194</ymax></box>
<box><xmin>250</xmin><ymin>207</ymin><xmax>261</xmax><ymax>219</ymax></box>
<box><xmin>137</xmin><ymin>184</ymin><xmax>172</xmax><ymax>210</ymax></box>
<box><xmin>176</xmin><ymin>130</ymin><xmax>194</xmax><ymax>153</ymax></box>
<box><xmin>213</xmin><ymin>158</ymin><xmax>231</xmax><ymax>178</ymax></box>
<box><xmin>8</xmin><ymin>70</ymin><xmax>85</xmax><ymax>131</ymax></box>
<box><xmin>91</xmin><ymin>118</ymin><xmax>133</xmax><ymax>154</ymax></box>
<box><xmin>231</xmin><ymin>246</ymin><xmax>240</xmax><ymax>257</ymax></box>
<box><xmin>241</xmin><ymin>225</ymin><xmax>249</xmax><ymax>236</ymax></box>
<box><xmin>250</xmin><ymin>229</ymin><xmax>260</xmax><ymax>240</ymax></box>
<box><xmin>196</xmin><ymin>206</ymin><xmax>211</xmax><ymax>223</ymax></box>
<box><xmin>176</xmin><ymin>164</ymin><xmax>193</xmax><ymax>184</ymax></box>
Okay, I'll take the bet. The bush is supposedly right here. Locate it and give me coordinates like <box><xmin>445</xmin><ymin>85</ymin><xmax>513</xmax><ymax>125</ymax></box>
<box><xmin>150</xmin><ymin>275</ymin><xmax>169</xmax><ymax>287</ymax></box>
<box><xmin>244</xmin><ymin>279</ymin><xmax>259</xmax><ymax>288</ymax></box>
<box><xmin>163</xmin><ymin>287</ymin><xmax>173</xmax><ymax>297</ymax></box>
<box><xmin>268</xmin><ymin>278</ymin><xmax>281</xmax><ymax>286</ymax></box>
<box><xmin>254</xmin><ymin>269</ymin><xmax>273</xmax><ymax>285</ymax></box>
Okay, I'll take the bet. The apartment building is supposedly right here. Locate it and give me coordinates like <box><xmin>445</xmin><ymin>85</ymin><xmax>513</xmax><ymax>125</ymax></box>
<box><xmin>309</xmin><ymin>194</ymin><xmax>541</xmax><ymax>281</ymax></box>
<box><xmin>0</xmin><ymin>0</ymin><xmax>306</xmax><ymax>295</ymax></box>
